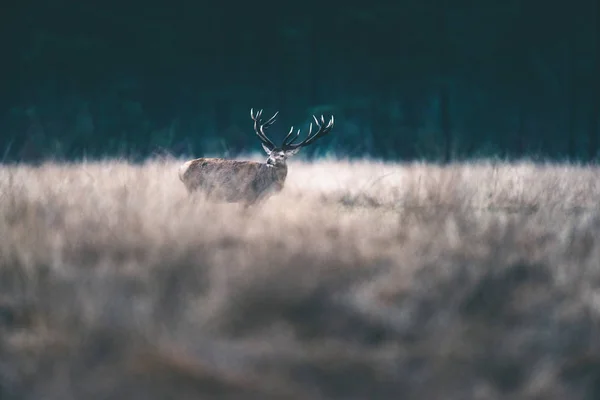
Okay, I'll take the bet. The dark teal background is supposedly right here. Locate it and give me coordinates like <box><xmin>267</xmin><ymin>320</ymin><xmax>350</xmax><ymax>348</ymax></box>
<box><xmin>1</xmin><ymin>0</ymin><xmax>598</xmax><ymax>163</ymax></box>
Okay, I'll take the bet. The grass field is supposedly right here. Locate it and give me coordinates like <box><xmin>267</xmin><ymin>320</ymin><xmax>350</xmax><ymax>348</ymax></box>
<box><xmin>1</xmin><ymin>157</ymin><xmax>600</xmax><ymax>399</ymax></box>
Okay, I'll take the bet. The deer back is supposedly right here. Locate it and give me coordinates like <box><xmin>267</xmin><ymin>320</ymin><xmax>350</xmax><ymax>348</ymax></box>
<box><xmin>179</xmin><ymin>158</ymin><xmax>287</xmax><ymax>203</ymax></box>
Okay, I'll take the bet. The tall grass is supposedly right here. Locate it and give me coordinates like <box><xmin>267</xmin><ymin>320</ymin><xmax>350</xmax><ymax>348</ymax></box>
<box><xmin>0</xmin><ymin>158</ymin><xmax>599</xmax><ymax>399</ymax></box>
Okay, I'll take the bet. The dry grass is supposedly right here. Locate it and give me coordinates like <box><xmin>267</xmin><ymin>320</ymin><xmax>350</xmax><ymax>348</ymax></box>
<box><xmin>1</xmin><ymin>157</ymin><xmax>600</xmax><ymax>399</ymax></box>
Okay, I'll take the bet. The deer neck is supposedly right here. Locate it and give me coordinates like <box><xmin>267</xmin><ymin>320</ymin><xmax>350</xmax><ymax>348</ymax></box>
<box><xmin>265</xmin><ymin>161</ymin><xmax>288</xmax><ymax>180</ymax></box>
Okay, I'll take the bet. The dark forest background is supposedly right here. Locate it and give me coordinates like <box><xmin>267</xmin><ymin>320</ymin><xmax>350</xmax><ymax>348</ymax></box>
<box><xmin>1</xmin><ymin>0</ymin><xmax>599</xmax><ymax>163</ymax></box>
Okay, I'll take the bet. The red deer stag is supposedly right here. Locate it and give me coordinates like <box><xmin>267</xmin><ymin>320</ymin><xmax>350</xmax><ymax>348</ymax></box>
<box><xmin>178</xmin><ymin>108</ymin><xmax>335</xmax><ymax>204</ymax></box>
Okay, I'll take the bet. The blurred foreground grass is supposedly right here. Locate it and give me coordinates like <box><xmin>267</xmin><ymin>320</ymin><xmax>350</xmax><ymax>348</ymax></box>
<box><xmin>0</xmin><ymin>158</ymin><xmax>599</xmax><ymax>399</ymax></box>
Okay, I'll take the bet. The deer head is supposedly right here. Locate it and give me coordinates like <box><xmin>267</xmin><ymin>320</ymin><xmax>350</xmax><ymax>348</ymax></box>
<box><xmin>250</xmin><ymin>108</ymin><xmax>335</xmax><ymax>167</ymax></box>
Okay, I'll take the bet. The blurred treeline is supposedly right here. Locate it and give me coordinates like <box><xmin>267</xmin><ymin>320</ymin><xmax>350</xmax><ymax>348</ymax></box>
<box><xmin>1</xmin><ymin>0</ymin><xmax>599</xmax><ymax>163</ymax></box>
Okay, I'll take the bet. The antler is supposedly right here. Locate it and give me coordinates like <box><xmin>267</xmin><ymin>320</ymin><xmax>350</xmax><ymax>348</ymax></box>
<box><xmin>250</xmin><ymin>108</ymin><xmax>278</xmax><ymax>150</ymax></box>
<box><xmin>282</xmin><ymin>114</ymin><xmax>335</xmax><ymax>151</ymax></box>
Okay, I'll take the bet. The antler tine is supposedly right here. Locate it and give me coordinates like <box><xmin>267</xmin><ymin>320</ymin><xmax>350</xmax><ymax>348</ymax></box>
<box><xmin>250</xmin><ymin>108</ymin><xmax>262</xmax><ymax>121</ymax></box>
<box><xmin>290</xmin><ymin>128</ymin><xmax>301</xmax><ymax>145</ymax></box>
<box><xmin>282</xmin><ymin>126</ymin><xmax>294</xmax><ymax>144</ymax></box>
<box><xmin>282</xmin><ymin>113</ymin><xmax>335</xmax><ymax>151</ymax></box>
<box><xmin>250</xmin><ymin>107</ymin><xmax>277</xmax><ymax>149</ymax></box>
<box><xmin>282</xmin><ymin>125</ymin><xmax>301</xmax><ymax>146</ymax></box>
<box><xmin>264</xmin><ymin>111</ymin><xmax>279</xmax><ymax>127</ymax></box>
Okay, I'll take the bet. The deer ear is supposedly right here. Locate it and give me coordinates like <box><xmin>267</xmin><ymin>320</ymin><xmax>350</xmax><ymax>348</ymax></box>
<box><xmin>285</xmin><ymin>148</ymin><xmax>300</xmax><ymax>156</ymax></box>
<box><xmin>261</xmin><ymin>143</ymin><xmax>272</xmax><ymax>155</ymax></box>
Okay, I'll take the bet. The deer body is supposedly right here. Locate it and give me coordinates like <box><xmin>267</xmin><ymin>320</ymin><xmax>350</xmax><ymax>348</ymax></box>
<box><xmin>179</xmin><ymin>108</ymin><xmax>334</xmax><ymax>205</ymax></box>
<box><xmin>178</xmin><ymin>157</ymin><xmax>287</xmax><ymax>203</ymax></box>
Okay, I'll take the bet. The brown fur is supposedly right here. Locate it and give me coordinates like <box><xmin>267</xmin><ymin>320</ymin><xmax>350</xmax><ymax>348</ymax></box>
<box><xmin>178</xmin><ymin>158</ymin><xmax>288</xmax><ymax>204</ymax></box>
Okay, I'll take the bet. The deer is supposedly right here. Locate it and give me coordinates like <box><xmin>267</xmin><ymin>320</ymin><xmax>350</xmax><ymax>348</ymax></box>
<box><xmin>178</xmin><ymin>108</ymin><xmax>335</xmax><ymax>205</ymax></box>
